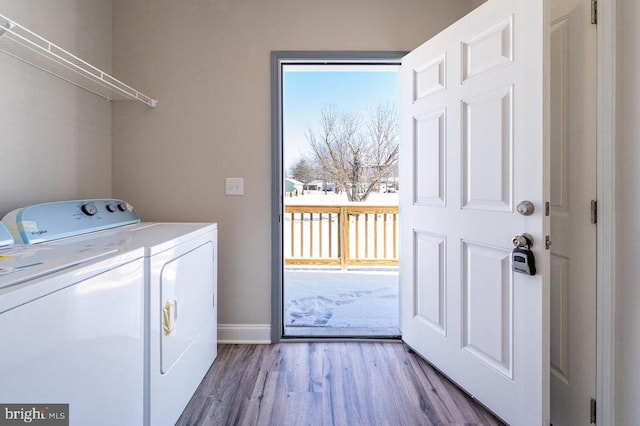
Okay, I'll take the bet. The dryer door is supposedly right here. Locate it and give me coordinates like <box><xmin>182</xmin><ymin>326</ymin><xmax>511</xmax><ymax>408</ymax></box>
<box><xmin>158</xmin><ymin>241</ymin><xmax>215</xmax><ymax>373</ymax></box>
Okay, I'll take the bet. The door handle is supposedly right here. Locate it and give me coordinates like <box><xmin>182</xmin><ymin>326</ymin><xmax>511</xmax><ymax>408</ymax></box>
<box><xmin>512</xmin><ymin>233</ymin><xmax>533</xmax><ymax>248</ymax></box>
<box><xmin>163</xmin><ymin>299</ymin><xmax>177</xmax><ymax>336</ymax></box>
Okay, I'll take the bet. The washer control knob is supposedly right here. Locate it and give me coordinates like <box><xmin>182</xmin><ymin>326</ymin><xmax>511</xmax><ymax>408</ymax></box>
<box><xmin>117</xmin><ymin>202</ymin><xmax>128</xmax><ymax>212</ymax></box>
<box><xmin>106</xmin><ymin>203</ymin><xmax>118</xmax><ymax>212</ymax></box>
<box><xmin>81</xmin><ymin>203</ymin><xmax>98</xmax><ymax>216</ymax></box>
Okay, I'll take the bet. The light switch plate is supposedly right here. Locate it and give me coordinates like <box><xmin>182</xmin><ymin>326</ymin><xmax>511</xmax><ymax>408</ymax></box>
<box><xmin>225</xmin><ymin>177</ymin><xmax>244</xmax><ymax>195</ymax></box>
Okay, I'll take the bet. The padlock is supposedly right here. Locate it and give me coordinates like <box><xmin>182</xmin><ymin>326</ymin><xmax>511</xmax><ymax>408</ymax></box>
<box><xmin>512</xmin><ymin>246</ymin><xmax>536</xmax><ymax>275</ymax></box>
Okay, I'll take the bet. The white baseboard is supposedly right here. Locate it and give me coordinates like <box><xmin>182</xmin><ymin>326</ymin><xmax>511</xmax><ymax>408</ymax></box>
<box><xmin>218</xmin><ymin>323</ymin><xmax>271</xmax><ymax>344</ymax></box>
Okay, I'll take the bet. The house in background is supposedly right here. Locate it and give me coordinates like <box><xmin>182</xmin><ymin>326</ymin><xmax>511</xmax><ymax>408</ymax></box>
<box><xmin>284</xmin><ymin>178</ymin><xmax>303</xmax><ymax>195</ymax></box>
<box><xmin>0</xmin><ymin>0</ymin><xmax>638</xmax><ymax>423</ymax></box>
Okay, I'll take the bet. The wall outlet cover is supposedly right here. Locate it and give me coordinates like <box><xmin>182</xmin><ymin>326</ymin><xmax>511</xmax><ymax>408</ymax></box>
<box><xmin>225</xmin><ymin>177</ymin><xmax>244</xmax><ymax>195</ymax></box>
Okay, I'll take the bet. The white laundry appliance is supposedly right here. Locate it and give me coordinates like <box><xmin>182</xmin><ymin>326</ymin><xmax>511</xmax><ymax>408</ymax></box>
<box><xmin>1</xmin><ymin>199</ymin><xmax>218</xmax><ymax>426</ymax></box>
<box><xmin>115</xmin><ymin>221</ymin><xmax>218</xmax><ymax>426</ymax></box>
<box><xmin>0</xmin><ymin>211</ymin><xmax>145</xmax><ymax>425</ymax></box>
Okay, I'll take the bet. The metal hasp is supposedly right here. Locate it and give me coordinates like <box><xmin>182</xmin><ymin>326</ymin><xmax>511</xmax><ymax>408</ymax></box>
<box><xmin>516</xmin><ymin>200</ymin><xmax>535</xmax><ymax>216</ymax></box>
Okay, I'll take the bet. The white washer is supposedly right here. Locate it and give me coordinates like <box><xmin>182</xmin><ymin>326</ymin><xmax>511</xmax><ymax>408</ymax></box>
<box><xmin>0</xmin><ymin>219</ymin><xmax>145</xmax><ymax>425</ymax></box>
<box><xmin>2</xmin><ymin>200</ymin><xmax>218</xmax><ymax>426</ymax></box>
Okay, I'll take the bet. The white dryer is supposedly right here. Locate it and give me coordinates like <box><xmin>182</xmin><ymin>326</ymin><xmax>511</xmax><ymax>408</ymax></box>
<box><xmin>116</xmin><ymin>222</ymin><xmax>218</xmax><ymax>426</ymax></box>
<box><xmin>2</xmin><ymin>200</ymin><xmax>218</xmax><ymax>426</ymax></box>
<box><xmin>0</xmin><ymin>217</ymin><xmax>145</xmax><ymax>425</ymax></box>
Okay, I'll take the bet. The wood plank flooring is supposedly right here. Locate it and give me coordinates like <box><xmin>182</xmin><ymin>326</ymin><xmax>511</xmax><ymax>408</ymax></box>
<box><xmin>177</xmin><ymin>342</ymin><xmax>503</xmax><ymax>426</ymax></box>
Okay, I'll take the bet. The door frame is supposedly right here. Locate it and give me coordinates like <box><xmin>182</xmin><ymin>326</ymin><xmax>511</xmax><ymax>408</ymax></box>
<box><xmin>596</xmin><ymin>0</ymin><xmax>616</xmax><ymax>423</ymax></box>
<box><xmin>270</xmin><ymin>51</ymin><xmax>406</xmax><ymax>343</ymax></box>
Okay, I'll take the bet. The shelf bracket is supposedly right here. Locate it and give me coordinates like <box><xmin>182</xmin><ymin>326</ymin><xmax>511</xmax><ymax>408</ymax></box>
<box><xmin>0</xmin><ymin>20</ymin><xmax>14</xmax><ymax>39</ymax></box>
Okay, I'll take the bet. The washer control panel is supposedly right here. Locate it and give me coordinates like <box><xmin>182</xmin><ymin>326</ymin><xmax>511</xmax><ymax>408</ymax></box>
<box><xmin>1</xmin><ymin>199</ymin><xmax>141</xmax><ymax>244</ymax></box>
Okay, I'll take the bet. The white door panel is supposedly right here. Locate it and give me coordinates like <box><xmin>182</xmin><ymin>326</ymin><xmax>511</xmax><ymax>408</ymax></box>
<box><xmin>401</xmin><ymin>1</ymin><xmax>549</xmax><ymax>424</ymax></box>
<box><xmin>461</xmin><ymin>85</ymin><xmax>513</xmax><ymax>212</ymax></box>
<box><xmin>414</xmin><ymin>110</ymin><xmax>446</xmax><ymax>206</ymax></box>
<box><xmin>549</xmin><ymin>0</ymin><xmax>597</xmax><ymax>423</ymax></box>
<box><xmin>414</xmin><ymin>231</ymin><xmax>446</xmax><ymax>334</ymax></box>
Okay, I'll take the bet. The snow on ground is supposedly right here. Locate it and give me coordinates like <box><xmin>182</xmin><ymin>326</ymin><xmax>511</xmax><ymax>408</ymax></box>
<box><xmin>284</xmin><ymin>269</ymin><xmax>399</xmax><ymax>328</ymax></box>
<box><xmin>285</xmin><ymin>190</ymin><xmax>398</xmax><ymax>206</ymax></box>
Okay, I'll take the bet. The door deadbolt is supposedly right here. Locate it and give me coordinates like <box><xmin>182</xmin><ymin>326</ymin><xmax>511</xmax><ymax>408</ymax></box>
<box><xmin>517</xmin><ymin>201</ymin><xmax>535</xmax><ymax>216</ymax></box>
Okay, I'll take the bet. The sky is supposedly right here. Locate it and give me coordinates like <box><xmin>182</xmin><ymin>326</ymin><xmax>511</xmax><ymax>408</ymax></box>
<box><xmin>282</xmin><ymin>65</ymin><xmax>400</xmax><ymax>172</ymax></box>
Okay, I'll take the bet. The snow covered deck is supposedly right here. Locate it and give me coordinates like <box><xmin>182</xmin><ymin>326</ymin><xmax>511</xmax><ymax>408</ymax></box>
<box><xmin>283</xmin><ymin>268</ymin><xmax>400</xmax><ymax>337</ymax></box>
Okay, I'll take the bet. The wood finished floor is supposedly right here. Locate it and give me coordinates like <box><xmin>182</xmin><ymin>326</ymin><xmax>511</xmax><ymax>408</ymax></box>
<box><xmin>177</xmin><ymin>342</ymin><xmax>503</xmax><ymax>426</ymax></box>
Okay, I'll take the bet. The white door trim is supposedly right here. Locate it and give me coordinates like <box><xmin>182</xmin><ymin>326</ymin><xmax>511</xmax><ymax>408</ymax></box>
<box><xmin>596</xmin><ymin>0</ymin><xmax>616</xmax><ymax>423</ymax></box>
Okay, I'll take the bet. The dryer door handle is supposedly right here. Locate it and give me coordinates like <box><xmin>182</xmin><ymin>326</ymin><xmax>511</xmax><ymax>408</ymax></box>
<box><xmin>163</xmin><ymin>299</ymin><xmax>177</xmax><ymax>336</ymax></box>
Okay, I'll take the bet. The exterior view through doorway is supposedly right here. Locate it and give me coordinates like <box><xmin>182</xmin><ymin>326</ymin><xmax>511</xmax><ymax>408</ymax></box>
<box><xmin>271</xmin><ymin>52</ymin><xmax>404</xmax><ymax>339</ymax></box>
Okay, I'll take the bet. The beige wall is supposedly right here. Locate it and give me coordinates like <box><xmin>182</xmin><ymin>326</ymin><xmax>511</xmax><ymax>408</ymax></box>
<box><xmin>0</xmin><ymin>0</ymin><xmax>112</xmax><ymax>216</ymax></box>
<box><xmin>470</xmin><ymin>0</ymin><xmax>488</xmax><ymax>9</ymax></box>
<box><xmin>111</xmin><ymin>0</ymin><xmax>474</xmax><ymax>328</ymax></box>
<box><xmin>616</xmin><ymin>0</ymin><xmax>640</xmax><ymax>423</ymax></box>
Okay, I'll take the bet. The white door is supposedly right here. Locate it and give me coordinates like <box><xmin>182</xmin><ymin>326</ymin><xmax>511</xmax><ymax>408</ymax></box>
<box><xmin>400</xmin><ymin>1</ymin><xmax>549</xmax><ymax>425</ymax></box>
<box><xmin>549</xmin><ymin>0</ymin><xmax>597</xmax><ymax>423</ymax></box>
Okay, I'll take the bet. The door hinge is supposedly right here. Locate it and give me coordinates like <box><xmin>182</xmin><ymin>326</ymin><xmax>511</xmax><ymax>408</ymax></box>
<box><xmin>545</xmin><ymin>235</ymin><xmax>552</xmax><ymax>250</ymax></box>
<box><xmin>590</xmin><ymin>398</ymin><xmax>597</xmax><ymax>424</ymax></box>
<box><xmin>591</xmin><ymin>0</ymin><xmax>598</xmax><ymax>24</ymax></box>
<box><xmin>545</xmin><ymin>201</ymin><xmax>550</xmax><ymax>216</ymax></box>
<box><xmin>591</xmin><ymin>200</ymin><xmax>598</xmax><ymax>224</ymax></box>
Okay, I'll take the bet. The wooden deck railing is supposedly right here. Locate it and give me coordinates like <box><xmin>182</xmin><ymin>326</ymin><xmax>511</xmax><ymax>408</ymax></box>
<box><xmin>284</xmin><ymin>205</ymin><xmax>398</xmax><ymax>269</ymax></box>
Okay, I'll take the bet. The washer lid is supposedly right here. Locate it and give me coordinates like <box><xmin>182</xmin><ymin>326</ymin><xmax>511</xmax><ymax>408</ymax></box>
<box><xmin>0</xmin><ymin>244</ymin><xmax>117</xmax><ymax>289</ymax></box>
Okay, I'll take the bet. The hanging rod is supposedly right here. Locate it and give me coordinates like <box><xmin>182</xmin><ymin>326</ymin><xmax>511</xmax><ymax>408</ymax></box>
<box><xmin>0</xmin><ymin>13</ymin><xmax>157</xmax><ymax>107</ymax></box>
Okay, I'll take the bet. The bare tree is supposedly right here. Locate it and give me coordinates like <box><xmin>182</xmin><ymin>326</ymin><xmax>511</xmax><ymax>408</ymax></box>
<box><xmin>306</xmin><ymin>102</ymin><xmax>399</xmax><ymax>202</ymax></box>
<box><xmin>289</xmin><ymin>158</ymin><xmax>315</xmax><ymax>189</ymax></box>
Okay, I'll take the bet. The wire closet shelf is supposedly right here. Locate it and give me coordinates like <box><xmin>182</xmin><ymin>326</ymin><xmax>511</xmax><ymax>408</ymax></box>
<box><xmin>0</xmin><ymin>13</ymin><xmax>157</xmax><ymax>107</ymax></box>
